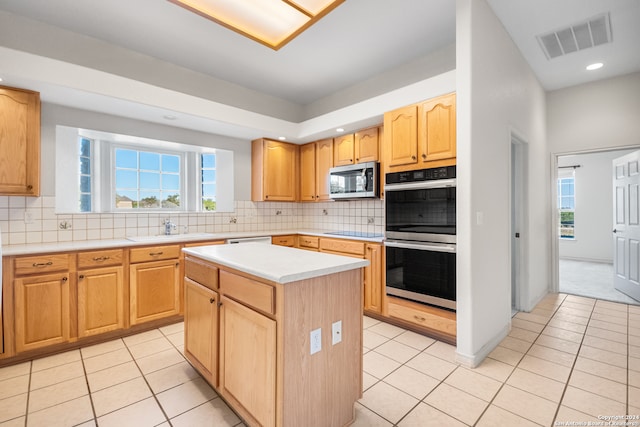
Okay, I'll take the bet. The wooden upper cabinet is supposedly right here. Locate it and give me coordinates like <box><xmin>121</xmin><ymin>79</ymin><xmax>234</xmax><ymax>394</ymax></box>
<box><xmin>383</xmin><ymin>93</ymin><xmax>456</xmax><ymax>173</ymax></box>
<box><xmin>316</xmin><ymin>138</ymin><xmax>333</xmax><ymax>201</ymax></box>
<box><xmin>299</xmin><ymin>142</ymin><xmax>316</xmax><ymax>202</ymax></box>
<box><xmin>333</xmin><ymin>134</ymin><xmax>355</xmax><ymax>166</ymax></box>
<box><xmin>419</xmin><ymin>93</ymin><xmax>456</xmax><ymax>162</ymax></box>
<box><xmin>252</xmin><ymin>139</ymin><xmax>298</xmax><ymax>202</ymax></box>
<box><xmin>384</xmin><ymin>105</ymin><xmax>418</xmax><ymax>167</ymax></box>
<box><xmin>354</xmin><ymin>126</ymin><xmax>379</xmax><ymax>163</ymax></box>
<box><xmin>0</xmin><ymin>86</ymin><xmax>41</xmax><ymax>196</ymax></box>
<box><xmin>299</xmin><ymin>138</ymin><xmax>333</xmax><ymax>202</ymax></box>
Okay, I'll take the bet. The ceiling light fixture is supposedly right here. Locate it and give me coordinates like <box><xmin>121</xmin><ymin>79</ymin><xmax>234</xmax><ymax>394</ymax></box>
<box><xmin>168</xmin><ymin>0</ymin><xmax>345</xmax><ymax>50</ymax></box>
<box><xmin>336</xmin><ymin>128</ymin><xmax>344</xmax><ymax>133</ymax></box>
<box><xmin>278</xmin><ymin>136</ymin><xmax>286</xmax><ymax>140</ymax></box>
<box><xmin>586</xmin><ymin>62</ymin><xmax>604</xmax><ymax>71</ymax></box>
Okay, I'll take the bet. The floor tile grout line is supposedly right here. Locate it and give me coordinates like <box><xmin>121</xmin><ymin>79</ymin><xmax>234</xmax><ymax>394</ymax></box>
<box><xmin>79</xmin><ymin>346</ymin><xmax>99</xmax><ymax>427</ymax></box>
<box><xmin>469</xmin><ymin>295</ymin><xmax>569</xmax><ymax>426</ymax></box>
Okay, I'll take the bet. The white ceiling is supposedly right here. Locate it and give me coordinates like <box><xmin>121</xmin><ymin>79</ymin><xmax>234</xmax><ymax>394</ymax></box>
<box><xmin>0</xmin><ymin>0</ymin><xmax>638</xmax><ymax>142</ymax></box>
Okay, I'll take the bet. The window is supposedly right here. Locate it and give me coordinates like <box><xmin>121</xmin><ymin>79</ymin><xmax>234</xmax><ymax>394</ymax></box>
<box><xmin>201</xmin><ymin>153</ymin><xmax>217</xmax><ymax>211</ymax></box>
<box><xmin>79</xmin><ymin>137</ymin><xmax>92</xmax><ymax>212</ymax></box>
<box><xmin>114</xmin><ymin>147</ymin><xmax>182</xmax><ymax>210</ymax></box>
<box><xmin>558</xmin><ymin>170</ymin><xmax>575</xmax><ymax>239</ymax></box>
<box><xmin>55</xmin><ymin>126</ymin><xmax>234</xmax><ymax>214</ymax></box>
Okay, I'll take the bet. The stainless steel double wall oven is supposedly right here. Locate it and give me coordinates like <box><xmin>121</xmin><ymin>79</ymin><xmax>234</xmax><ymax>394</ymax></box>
<box><xmin>384</xmin><ymin>166</ymin><xmax>457</xmax><ymax>311</ymax></box>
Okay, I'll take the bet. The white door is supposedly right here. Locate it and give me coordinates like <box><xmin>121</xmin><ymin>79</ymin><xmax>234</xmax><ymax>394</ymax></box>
<box><xmin>613</xmin><ymin>151</ymin><xmax>640</xmax><ymax>301</ymax></box>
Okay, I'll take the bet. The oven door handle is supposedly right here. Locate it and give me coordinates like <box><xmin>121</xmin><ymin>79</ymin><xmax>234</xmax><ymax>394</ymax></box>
<box><xmin>384</xmin><ymin>240</ymin><xmax>456</xmax><ymax>253</ymax></box>
<box><xmin>384</xmin><ymin>179</ymin><xmax>456</xmax><ymax>192</ymax></box>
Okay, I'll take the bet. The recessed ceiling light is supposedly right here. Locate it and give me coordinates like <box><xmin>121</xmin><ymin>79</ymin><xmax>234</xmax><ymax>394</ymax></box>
<box><xmin>336</xmin><ymin>128</ymin><xmax>344</xmax><ymax>133</ymax></box>
<box><xmin>278</xmin><ymin>136</ymin><xmax>286</xmax><ymax>140</ymax></box>
<box><xmin>586</xmin><ymin>62</ymin><xmax>603</xmax><ymax>71</ymax></box>
<box><xmin>163</xmin><ymin>115</ymin><xmax>177</xmax><ymax>120</ymax></box>
<box><xmin>0</xmin><ymin>77</ymin><xmax>3</xmax><ymax>82</ymax></box>
<box><xmin>169</xmin><ymin>0</ymin><xmax>345</xmax><ymax>50</ymax></box>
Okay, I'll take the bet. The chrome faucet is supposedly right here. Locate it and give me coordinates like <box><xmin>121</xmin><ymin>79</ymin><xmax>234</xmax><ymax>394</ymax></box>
<box><xmin>163</xmin><ymin>218</ymin><xmax>177</xmax><ymax>235</ymax></box>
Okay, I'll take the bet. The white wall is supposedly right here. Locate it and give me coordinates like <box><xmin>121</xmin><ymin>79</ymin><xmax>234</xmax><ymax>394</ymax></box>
<box><xmin>456</xmin><ymin>0</ymin><xmax>548</xmax><ymax>366</ymax></box>
<box><xmin>558</xmin><ymin>149</ymin><xmax>636</xmax><ymax>263</ymax></box>
<box><xmin>548</xmin><ymin>72</ymin><xmax>640</xmax><ymax>155</ymax></box>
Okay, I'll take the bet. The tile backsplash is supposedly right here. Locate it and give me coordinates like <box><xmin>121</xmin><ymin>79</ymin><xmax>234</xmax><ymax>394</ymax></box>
<box><xmin>0</xmin><ymin>196</ymin><xmax>384</xmax><ymax>246</ymax></box>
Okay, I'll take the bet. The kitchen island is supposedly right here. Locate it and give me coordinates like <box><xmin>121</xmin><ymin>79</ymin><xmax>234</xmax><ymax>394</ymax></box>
<box><xmin>182</xmin><ymin>243</ymin><xmax>368</xmax><ymax>427</ymax></box>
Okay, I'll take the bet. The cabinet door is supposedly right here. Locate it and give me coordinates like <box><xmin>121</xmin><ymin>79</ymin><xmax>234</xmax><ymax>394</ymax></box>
<box><xmin>333</xmin><ymin>134</ymin><xmax>355</xmax><ymax>166</ymax></box>
<box><xmin>78</xmin><ymin>266</ymin><xmax>124</xmax><ymax>337</ymax></box>
<box><xmin>364</xmin><ymin>244</ymin><xmax>383</xmax><ymax>313</ymax></box>
<box><xmin>263</xmin><ymin>140</ymin><xmax>298</xmax><ymax>201</ymax></box>
<box><xmin>220</xmin><ymin>296</ymin><xmax>276</xmax><ymax>427</ymax></box>
<box><xmin>355</xmin><ymin>127</ymin><xmax>379</xmax><ymax>163</ymax></box>
<box><xmin>384</xmin><ymin>105</ymin><xmax>418</xmax><ymax>167</ymax></box>
<box><xmin>184</xmin><ymin>278</ymin><xmax>218</xmax><ymax>386</ymax></box>
<box><xmin>15</xmin><ymin>273</ymin><xmax>70</xmax><ymax>352</ymax></box>
<box><xmin>130</xmin><ymin>259</ymin><xmax>180</xmax><ymax>325</ymax></box>
<box><xmin>299</xmin><ymin>142</ymin><xmax>317</xmax><ymax>202</ymax></box>
<box><xmin>419</xmin><ymin>93</ymin><xmax>456</xmax><ymax>162</ymax></box>
<box><xmin>0</xmin><ymin>86</ymin><xmax>40</xmax><ymax>196</ymax></box>
<box><xmin>316</xmin><ymin>138</ymin><xmax>333</xmax><ymax>201</ymax></box>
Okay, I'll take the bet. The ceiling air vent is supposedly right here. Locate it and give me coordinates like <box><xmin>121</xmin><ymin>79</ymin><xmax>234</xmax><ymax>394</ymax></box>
<box><xmin>537</xmin><ymin>13</ymin><xmax>612</xmax><ymax>60</ymax></box>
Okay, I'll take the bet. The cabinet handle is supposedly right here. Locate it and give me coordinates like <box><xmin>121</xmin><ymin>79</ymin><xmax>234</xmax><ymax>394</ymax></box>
<box><xmin>175</xmin><ymin>262</ymin><xmax>180</xmax><ymax>267</ymax></box>
<box><xmin>411</xmin><ymin>155</ymin><xmax>417</xmax><ymax>160</ymax></box>
<box><xmin>422</xmin><ymin>154</ymin><xmax>427</xmax><ymax>159</ymax></box>
<box><xmin>149</xmin><ymin>251</ymin><xmax>164</xmax><ymax>256</ymax></box>
<box><xmin>209</xmin><ymin>298</ymin><xmax>215</xmax><ymax>304</ymax></box>
<box><xmin>62</xmin><ymin>277</ymin><xmax>68</xmax><ymax>282</ymax></box>
<box><xmin>413</xmin><ymin>315</ymin><xmax>426</xmax><ymax>322</ymax></box>
<box><xmin>92</xmin><ymin>256</ymin><xmax>111</xmax><ymax>262</ymax></box>
<box><xmin>356</xmin><ymin>158</ymin><xmax>359</xmax><ymax>162</ymax></box>
<box><xmin>79</xmin><ymin>274</ymin><xmax>85</xmax><ymax>279</ymax></box>
<box><xmin>27</xmin><ymin>184</ymin><xmax>33</xmax><ymax>191</ymax></box>
<box><xmin>32</xmin><ymin>261</ymin><xmax>53</xmax><ymax>268</ymax></box>
<box><xmin>350</xmin><ymin>159</ymin><xmax>353</xmax><ymax>162</ymax></box>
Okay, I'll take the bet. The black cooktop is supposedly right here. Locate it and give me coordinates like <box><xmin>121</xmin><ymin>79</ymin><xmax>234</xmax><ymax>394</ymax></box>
<box><xmin>324</xmin><ymin>231</ymin><xmax>384</xmax><ymax>238</ymax></box>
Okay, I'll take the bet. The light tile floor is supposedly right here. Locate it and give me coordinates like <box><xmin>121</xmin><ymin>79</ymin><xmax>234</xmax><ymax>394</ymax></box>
<box><xmin>1</xmin><ymin>293</ymin><xmax>639</xmax><ymax>426</ymax></box>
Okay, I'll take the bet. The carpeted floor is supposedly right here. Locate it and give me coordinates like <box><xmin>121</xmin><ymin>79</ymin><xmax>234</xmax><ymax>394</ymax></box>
<box><xmin>559</xmin><ymin>258</ymin><xmax>640</xmax><ymax>305</ymax></box>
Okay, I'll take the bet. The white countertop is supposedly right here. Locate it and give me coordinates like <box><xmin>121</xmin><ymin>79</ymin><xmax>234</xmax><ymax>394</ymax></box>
<box><xmin>183</xmin><ymin>242</ymin><xmax>369</xmax><ymax>284</ymax></box>
<box><xmin>1</xmin><ymin>229</ymin><xmax>384</xmax><ymax>256</ymax></box>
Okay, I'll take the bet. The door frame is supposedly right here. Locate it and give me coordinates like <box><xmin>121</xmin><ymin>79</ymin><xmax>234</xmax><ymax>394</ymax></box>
<box><xmin>510</xmin><ymin>132</ymin><xmax>528</xmax><ymax>312</ymax></box>
<box><xmin>550</xmin><ymin>145</ymin><xmax>640</xmax><ymax>294</ymax></box>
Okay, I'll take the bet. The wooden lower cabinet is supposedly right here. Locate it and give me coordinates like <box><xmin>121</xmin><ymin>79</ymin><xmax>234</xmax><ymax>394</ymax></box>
<box><xmin>129</xmin><ymin>259</ymin><xmax>180</xmax><ymax>325</ymax></box>
<box><xmin>271</xmin><ymin>235</ymin><xmax>296</xmax><ymax>247</ymax></box>
<box><xmin>364</xmin><ymin>244</ymin><xmax>383</xmax><ymax>314</ymax></box>
<box><xmin>14</xmin><ymin>272</ymin><xmax>70</xmax><ymax>353</ymax></box>
<box><xmin>184</xmin><ymin>254</ymin><xmax>363</xmax><ymax>427</ymax></box>
<box><xmin>220</xmin><ymin>295</ymin><xmax>276</xmax><ymax>427</ymax></box>
<box><xmin>387</xmin><ymin>296</ymin><xmax>456</xmax><ymax>343</ymax></box>
<box><xmin>77</xmin><ymin>266</ymin><xmax>124</xmax><ymax>337</ymax></box>
<box><xmin>184</xmin><ymin>277</ymin><xmax>218</xmax><ymax>386</ymax></box>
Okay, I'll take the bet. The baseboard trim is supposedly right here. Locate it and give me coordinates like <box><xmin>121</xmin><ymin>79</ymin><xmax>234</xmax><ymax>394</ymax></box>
<box><xmin>455</xmin><ymin>322</ymin><xmax>510</xmax><ymax>368</ymax></box>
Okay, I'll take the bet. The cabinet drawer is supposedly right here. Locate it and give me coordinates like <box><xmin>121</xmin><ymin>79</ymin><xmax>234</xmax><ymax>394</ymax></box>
<box><xmin>272</xmin><ymin>235</ymin><xmax>295</xmax><ymax>247</ymax></box>
<box><xmin>130</xmin><ymin>245</ymin><xmax>181</xmax><ymax>263</ymax></box>
<box><xmin>319</xmin><ymin>238</ymin><xmax>365</xmax><ymax>257</ymax></box>
<box><xmin>297</xmin><ymin>235</ymin><xmax>319</xmax><ymax>249</ymax></box>
<box><xmin>185</xmin><ymin>256</ymin><xmax>219</xmax><ymax>291</ymax></box>
<box><xmin>77</xmin><ymin>249</ymin><xmax>123</xmax><ymax>268</ymax></box>
<box><xmin>387</xmin><ymin>300</ymin><xmax>456</xmax><ymax>336</ymax></box>
<box><xmin>220</xmin><ymin>270</ymin><xmax>275</xmax><ymax>315</ymax></box>
<box><xmin>14</xmin><ymin>254</ymin><xmax>70</xmax><ymax>276</ymax></box>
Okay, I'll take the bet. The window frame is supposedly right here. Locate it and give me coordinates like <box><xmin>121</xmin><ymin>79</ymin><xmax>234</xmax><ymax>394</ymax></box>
<box><xmin>557</xmin><ymin>169</ymin><xmax>576</xmax><ymax>240</ymax></box>
<box><xmin>110</xmin><ymin>143</ymin><xmax>187</xmax><ymax>212</ymax></box>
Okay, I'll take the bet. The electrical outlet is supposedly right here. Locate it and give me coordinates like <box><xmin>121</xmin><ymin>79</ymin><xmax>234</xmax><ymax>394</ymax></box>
<box><xmin>332</xmin><ymin>320</ymin><xmax>342</xmax><ymax>345</ymax></box>
<box><xmin>24</xmin><ymin>210</ymin><xmax>34</xmax><ymax>224</ymax></box>
<box><xmin>310</xmin><ymin>328</ymin><xmax>322</xmax><ymax>355</ymax></box>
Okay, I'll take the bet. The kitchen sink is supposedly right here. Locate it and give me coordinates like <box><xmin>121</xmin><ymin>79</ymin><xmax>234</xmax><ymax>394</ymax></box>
<box><xmin>126</xmin><ymin>233</ymin><xmax>217</xmax><ymax>242</ymax></box>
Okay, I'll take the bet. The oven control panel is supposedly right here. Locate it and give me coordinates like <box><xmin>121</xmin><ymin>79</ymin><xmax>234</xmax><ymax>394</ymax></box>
<box><xmin>386</xmin><ymin>166</ymin><xmax>456</xmax><ymax>184</ymax></box>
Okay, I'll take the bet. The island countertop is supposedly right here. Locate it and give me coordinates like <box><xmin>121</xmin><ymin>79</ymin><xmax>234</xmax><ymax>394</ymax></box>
<box><xmin>182</xmin><ymin>242</ymin><xmax>368</xmax><ymax>284</ymax></box>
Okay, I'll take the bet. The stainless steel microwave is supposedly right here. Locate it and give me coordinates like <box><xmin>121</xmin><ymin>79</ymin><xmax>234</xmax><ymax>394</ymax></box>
<box><xmin>329</xmin><ymin>162</ymin><xmax>379</xmax><ymax>199</ymax></box>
